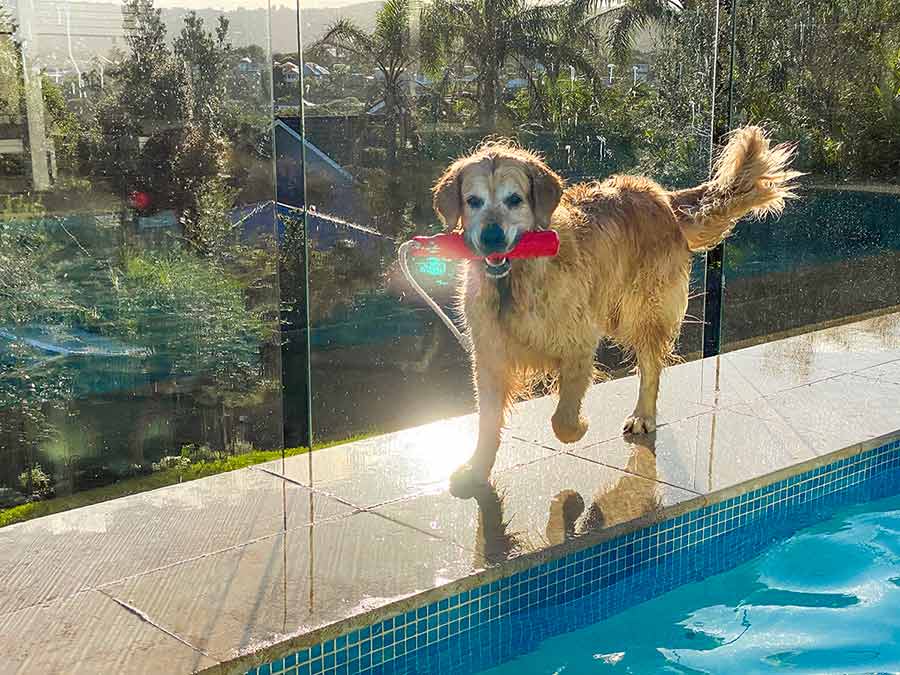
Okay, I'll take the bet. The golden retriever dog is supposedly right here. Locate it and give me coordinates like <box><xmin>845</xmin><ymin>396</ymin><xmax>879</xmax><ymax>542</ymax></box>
<box><xmin>432</xmin><ymin>126</ymin><xmax>800</xmax><ymax>494</ymax></box>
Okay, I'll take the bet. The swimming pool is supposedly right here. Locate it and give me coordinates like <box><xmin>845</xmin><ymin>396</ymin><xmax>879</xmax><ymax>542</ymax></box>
<box><xmin>245</xmin><ymin>439</ymin><xmax>900</xmax><ymax>675</ymax></box>
<box><xmin>478</xmin><ymin>491</ymin><xmax>900</xmax><ymax>674</ymax></box>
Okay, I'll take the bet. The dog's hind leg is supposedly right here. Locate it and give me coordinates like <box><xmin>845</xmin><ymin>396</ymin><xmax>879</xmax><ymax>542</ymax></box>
<box><xmin>621</xmin><ymin>273</ymin><xmax>687</xmax><ymax>435</ymax></box>
<box><xmin>623</xmin><ymin>316</ymin><xmax>681</xmax><ymax>435</ymax></box>
<box><xmin>623</xmin><ymin>346</ymin><xmax>663</xmax><ymax>435</ymax></box>
<box><xmin>552</xmin><ymin>355</ymin><xmax>594</xmax><ymax>444</ymax></box>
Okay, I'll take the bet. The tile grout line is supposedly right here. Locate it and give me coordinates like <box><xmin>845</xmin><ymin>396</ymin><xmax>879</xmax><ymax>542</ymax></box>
<box><xmin>719</xmin><ymin>373</ymin><xmax>900</xmax><ymax>450</ymax></box>
<box><xmin>250</xmin><ymin>465</ymin><xmax>366</xmax><ymax>512</ymax></box>
<box><xmin>253</xmin><ymin>465</ymin><xmax>481</xmax><ymax>553</ymax></box>
<box><xmin>562</xmin><ymin>450</ymin><xmax>706</xmax><ymax>496</ymax></box>
<box><xmin>98</xmin><ymin>589</ymin><xmax>217</xmax><ymax>661</ymax></box>
<box><xmin>365</xmin><ymin>509</ymin><xmax>474</xmax><ymax>554</ymax></box>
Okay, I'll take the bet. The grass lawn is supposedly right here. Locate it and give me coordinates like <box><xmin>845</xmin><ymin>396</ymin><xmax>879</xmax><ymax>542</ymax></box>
<box><xmin>0</xmin><ymin>435</ymin><xmax>370</xmax><ymax>529</ymax></box>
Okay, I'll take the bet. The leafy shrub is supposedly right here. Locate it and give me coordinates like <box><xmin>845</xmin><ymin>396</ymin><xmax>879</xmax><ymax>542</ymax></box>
<box><xmin>151</xmin><ymin>455</ymin><xmax>191</xmax><ymax>472</ymax></box>
<box><xmin>17</xmin><ymin>464</ymin><xmax>53</xmax><ymax>499</ymax></box>
<box><xmin>179</xmin><ymin>443</ymin><xmax>226</xmax><ymax>463</ymax></box>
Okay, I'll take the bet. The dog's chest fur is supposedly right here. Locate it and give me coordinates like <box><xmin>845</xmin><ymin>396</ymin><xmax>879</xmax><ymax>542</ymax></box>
<box><xmin>462</xmin><ymin>258</ymin><xmax>599</xmax><ymax>364</ymax></box>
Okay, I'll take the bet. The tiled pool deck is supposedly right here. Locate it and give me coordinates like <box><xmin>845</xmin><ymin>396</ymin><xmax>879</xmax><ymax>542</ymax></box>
<box><xmin>2</xmin><ymin>311</ymin><xmax>900</xmax><ymax>674</ymax></box>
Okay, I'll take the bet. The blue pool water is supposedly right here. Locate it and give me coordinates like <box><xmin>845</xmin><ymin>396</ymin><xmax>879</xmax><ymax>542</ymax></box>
<box><xmin>481</xmin><ymin>492</ymin><xmax>900</xmax><ymax>675</ymax></box>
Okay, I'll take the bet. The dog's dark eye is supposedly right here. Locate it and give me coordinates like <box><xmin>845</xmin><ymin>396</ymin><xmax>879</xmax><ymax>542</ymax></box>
<box><xmin>505</xmin><ymin>194</ymin><xmax>523</xmax><ymax>208</ymax></box>
<box><xmin>466</xmin><ymin>196</ymin><xmax>484</xmax><ymax>209</ymax></box>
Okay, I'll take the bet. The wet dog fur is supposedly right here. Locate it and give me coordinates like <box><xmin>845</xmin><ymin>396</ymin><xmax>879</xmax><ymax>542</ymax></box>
<box><xmin>432</xmin><ymin>127</ymin><xmax>801</xmax><ymax>494</ymax></box>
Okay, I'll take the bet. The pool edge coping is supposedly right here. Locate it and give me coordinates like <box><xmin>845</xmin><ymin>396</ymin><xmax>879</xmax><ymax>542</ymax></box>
<box><xmin>206</xmin><ymin>427</ymin><xmax>900</xmax><ymax>675</ymax></box>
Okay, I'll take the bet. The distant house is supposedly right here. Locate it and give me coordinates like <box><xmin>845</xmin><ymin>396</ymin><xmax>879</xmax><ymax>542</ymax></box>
<box><xmin>367</xmin><ymin>75</ymin><xmax>431</xmax><ymax>115</ymax></box>
<box><xmin>237</xmin><ymin>56</ymin><xmax>260</xmax><ymax>74</ymax></box>
<box><xmin>281</xmin><ymin>62</ymin><xmax>300</xmax><ymax>84</ymax></box>
<box><xmin>44</xmin><ymin>67</ymin><xmax>69</xmax><ymax>84</ymax></box>
<box><xmin>633</xmin><ymin>63</ymin><xmax>650</xmax><ymax>84</ymax></box>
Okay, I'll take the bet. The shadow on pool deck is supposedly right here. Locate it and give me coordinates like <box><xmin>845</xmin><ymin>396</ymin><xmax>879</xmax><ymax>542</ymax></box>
<box><xmin>2</xmin><ymin>311</ymin><xmax>900</xmax><ymax>674</ymax></box>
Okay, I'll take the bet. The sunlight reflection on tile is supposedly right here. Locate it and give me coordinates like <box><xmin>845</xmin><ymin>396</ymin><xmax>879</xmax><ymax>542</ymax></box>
<box><xmin>264</xmin><ymin>415</ymin><xmax>555</xmax><ymax>507</ymax></box>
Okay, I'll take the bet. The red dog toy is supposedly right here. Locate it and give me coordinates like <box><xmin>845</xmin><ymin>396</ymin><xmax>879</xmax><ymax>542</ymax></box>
<box><xmin>408</xmin><ymin>230</ymin><xmax>560</xmax><ymax>262</ymax></box>
<box><xmin>399</xmin><ymin>230</ymin><xmax>560</xmax><ymax>347</ymax></box>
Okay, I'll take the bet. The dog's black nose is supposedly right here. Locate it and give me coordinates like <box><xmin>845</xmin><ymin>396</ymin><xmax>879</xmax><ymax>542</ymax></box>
<box><xmin>480</xmin><ymin>223</ymin><xmax>506</xmax><ymax>254</ymax></box>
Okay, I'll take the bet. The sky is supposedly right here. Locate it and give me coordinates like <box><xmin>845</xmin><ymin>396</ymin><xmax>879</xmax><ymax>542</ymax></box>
<box><xmin>15</xmin><ymin>0</ymin><xmax>622</xmax><ymax>13</ymax></box>
<box><xmin>16</xmin><ymin>0</ymin><xmax>390</xmax><ymax>9</ymax></box>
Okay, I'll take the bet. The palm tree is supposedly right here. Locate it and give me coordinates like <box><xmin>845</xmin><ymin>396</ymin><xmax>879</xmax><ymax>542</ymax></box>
<box><xmin>420</xmin><ymin>0</ymin><xmax>620</xmax><ymax>129</ymax></box>
<box><xmin>421</xmin><ymin>0</ymin><xmax>530</xmax><ymax>128</ymax></box>
<box><xmin>594</xmin><ymin>0</ymin><xmax>691</xmax><ymax>62</ymax></box>
<box><xmin>317</xmin><ymin>0</ymin><xmax>416</xmax><ymax>164</ymax></box>
<box><xmin>513</xmin><ymin>2</ymin><xmax>609</xmax><ymax>122</ymax></box>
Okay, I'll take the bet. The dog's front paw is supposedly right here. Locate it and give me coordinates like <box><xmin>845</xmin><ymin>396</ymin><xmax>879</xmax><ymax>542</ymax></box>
<box><xmin>551</xmin><ymin>412</ymin><xmax>589</xmax><ymax>444</ymax></box>
<box><xmin>623</xmin><ymin>415</ymin><xmax>656</xmax><ymax>435</ymax></box>
<box><xmin>449</xmin><ymin>462</ymin><xmax>492</xmax><ymax>499</ymax></box>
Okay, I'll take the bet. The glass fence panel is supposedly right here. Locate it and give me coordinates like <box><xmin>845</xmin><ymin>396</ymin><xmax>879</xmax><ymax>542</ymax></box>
<box><xmin>723</xmin><ymin>0</ymin><xmax>900</xmax><ymax>351</ymax></box>
<box><xmin>0</xmin><ymin>0</ymin><xmax>281</xmax><ymax>525</ymax></box>
<box><xmin>293</xmin><ymin>0</ymin><xmax>721</xmax><ymax>453</ymax></box>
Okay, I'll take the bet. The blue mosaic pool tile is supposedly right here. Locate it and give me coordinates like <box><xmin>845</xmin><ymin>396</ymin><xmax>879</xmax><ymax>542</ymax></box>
<box><xmin>248</xmin><ymin>438</ymin><xmax>900</xmax><ymax>675</ymax></box>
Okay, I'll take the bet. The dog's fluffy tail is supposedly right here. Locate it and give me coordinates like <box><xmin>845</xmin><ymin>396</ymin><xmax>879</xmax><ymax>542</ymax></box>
<box><xmin>670</xmin><ymin>126</ymin><xmax>802</xmax><ymax>252</ymax></box>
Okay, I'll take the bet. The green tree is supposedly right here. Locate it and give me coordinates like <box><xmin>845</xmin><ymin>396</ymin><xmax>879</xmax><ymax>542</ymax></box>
<box><xmin>0</xmin><ymin>22</ymin><xmax>21</xmax><ymax>122</ymax></box>
<box><xmin>80</xmin><ymin>0</ymin><xmax>233</xmax><ymax>220</ymax></box>
<box><xmin>728</xmin><ymin>0</ymin><xmax>900</xmax><ymax>180</ymax></box>
<box><xmin>174</xmin><ymin>12</ymin><xmax>231</xmax><ymax>127</ymax></box>
<box><xmin>40</xmin><ymin>77</ymin><xmax>81</xmax><ymax>172</ymax></box>
<box><xmin>118</xmin><ymin>0</ymin><xmax>186</xmax><ymax>124</ymax></box>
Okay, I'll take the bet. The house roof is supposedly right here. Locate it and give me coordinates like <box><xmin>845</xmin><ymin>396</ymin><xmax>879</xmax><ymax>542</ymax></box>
<box><xmin>304</xmin><ymin>62</ymin><xmax>330</xmax><ymax>77</ymax></box>
<box><xmin>274</xmin><ymin>118</ymin><xmax>354</xmax><ymax>183</ymax></box>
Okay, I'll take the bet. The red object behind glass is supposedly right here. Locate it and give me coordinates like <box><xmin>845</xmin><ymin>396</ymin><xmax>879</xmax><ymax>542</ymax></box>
<box><xmin>128</xmin><ymin>191</ymin><xmax>151</xmax><ymax>211</ymax></box>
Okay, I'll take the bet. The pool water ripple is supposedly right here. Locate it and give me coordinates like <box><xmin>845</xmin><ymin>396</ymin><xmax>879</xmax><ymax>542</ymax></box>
<box><xmin>482</xmin><ymin>493</ymin><xmax>900</xmax><ymax>674</ymax></box>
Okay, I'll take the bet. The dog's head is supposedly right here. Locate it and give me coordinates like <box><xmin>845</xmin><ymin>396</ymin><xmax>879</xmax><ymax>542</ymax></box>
<box><xmin>432</xmin><ymin>141</ymin><xmax>564</xmax><ymax>257</ymax></box>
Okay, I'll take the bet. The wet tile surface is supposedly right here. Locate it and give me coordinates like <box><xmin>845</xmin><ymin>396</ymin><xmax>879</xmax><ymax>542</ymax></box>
<box><xmin>572</xmin><ymin>407</ymin><xmax>815</xmax><ymax>495</ymax></box>
<box><xmin>375</xmin><ymin>453</ymin><xmax>699</xmax><ymax>565</ymax></box>
<box><xmin>0</xmin><ymin>589</ymin><xmax>217</xmax><ymax>674</ymax></box>
<box><xmin>262</xmin><ymin>415</ymin><xmax>556</xmax><ymax>508</ymax></box>
<box><xmin>0</xmin><ymin>467</ymin><xmax>353</xmax><ymax>615</ymax></box>
<box><xmin>726</xmin><ymin>373</ymin><xmax>900</xmax><ymax>456</ymax></box>
<box><xmin>508</xmin><ymin>364</ymin><xmax>713</xmax><ymax>450</ymax></box>
<box><xmin>854</xmin><ymin>358</ymin><xmax>900</xmax><ymax>385</ymax></box>
<box><xmin>102</xmin><ymin>512</ymin><xmax>476</xmax><ymax>661</ymax></box>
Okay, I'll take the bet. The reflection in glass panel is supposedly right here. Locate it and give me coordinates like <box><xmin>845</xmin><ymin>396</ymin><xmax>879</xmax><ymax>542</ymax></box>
<box><xmin>723</xmin><ymin>1</ymin><xmax>900</xmax><ymax>350</ymax></box>
<box><xmin>296</xmin><ymin>0</ymin><xmax>720</xmax><ymax>445</ymax></box>
<box><xmin>0</xmin><ymin>0</ymin><xmax>280</xmax><ymax>524</ymax></box>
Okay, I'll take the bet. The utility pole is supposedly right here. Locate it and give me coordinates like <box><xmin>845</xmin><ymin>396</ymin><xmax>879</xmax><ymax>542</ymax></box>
<box><xmin>15</xmin><ymin>0</ymin><xmax>51</xmax><ymax>191</ymax></box>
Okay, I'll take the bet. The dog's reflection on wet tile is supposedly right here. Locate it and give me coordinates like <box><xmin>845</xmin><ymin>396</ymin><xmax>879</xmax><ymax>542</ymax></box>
<box><xmin>546</xmin><ymin>438</ymin><xmax>661</xmax><ymax>546</ymax></box>
<box><xmin>470</xmin><ymin>483</ymin><xmax>528</xmax><ymax>567</ymax></box>
<box><xmin>469</xmin><ymin>436</ymin><xmax>661</xmax><ymax>565</ymax></box>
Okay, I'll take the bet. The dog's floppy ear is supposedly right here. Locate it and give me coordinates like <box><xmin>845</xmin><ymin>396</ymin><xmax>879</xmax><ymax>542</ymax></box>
<box><xmin>433</xmin><ymin>160</ymin><xmax>464</xmax><ymax>231</ymax></box>
<box><xmin>527</xmin><ymin>158</ymin><xmax>563</xmax><ymax>229</ymax></box>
